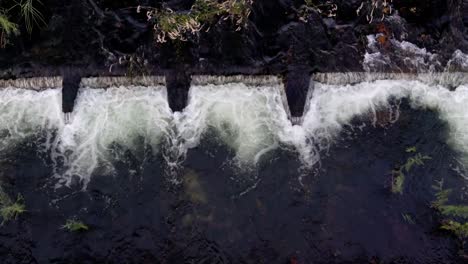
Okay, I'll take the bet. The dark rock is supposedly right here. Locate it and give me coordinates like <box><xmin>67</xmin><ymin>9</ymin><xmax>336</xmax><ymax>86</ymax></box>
<box><xmin>0</xmin><ymin>0</ymin><xmax>466</xmax><ymax>76</ymax></box>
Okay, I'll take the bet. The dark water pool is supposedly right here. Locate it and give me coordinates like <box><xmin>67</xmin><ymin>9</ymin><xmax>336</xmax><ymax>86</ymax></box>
<box><xmin>0</xmin><ymin>100</ymin><xmax>466</xmax><ymax>264</ymax></box>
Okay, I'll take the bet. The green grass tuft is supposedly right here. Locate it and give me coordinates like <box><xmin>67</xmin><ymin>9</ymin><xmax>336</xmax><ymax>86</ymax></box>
<box><xmin>0</xmin><ymin>186</ymin><xmax>26</xmax><ymax>225</ymax></box>
<box><xmin>14</xmin><ymin>0</ymin><xmax>46</xmax><ymax>34</ymax></box>
<box><xmin>405</xmin><ymin>146</ymin><xmax>417</xmax><ymax>153</ymax></box>
<box><xmin>432</xmin><ymin>189</ymin><xmax>452</xmax><ymax>209</ymax></box>
<box><xmin>439</xmin><ymin>205</ymin><xmax>468</xmax><ymax>219</ymax></box>
<box><xmin>62</xmin><ymin>219</ymin><xmax>89</xmax><ymax>232</ymax></box>
<box><xmin>403</xmin><ymin>153</ymin><xmax>431</xmax><ymax>172</ymax></box>
<box><xmin>391</xmin><ymin>170</ymin><xmax>405</xmax><ymax>194</ymax></box>
<box><xmin>148</xmin><ymin>0</ymin><xmax>252</xmax><ymax>42</ymax></box>
<box><xmin>441</xmin><ymin>220</ymin><xmax>468</xmax><ymax>239</ymax></box>
<box><xmin>390</xmin><ymin>150</ymin><xmax>431</xmax><ymax>195</ymax></box>
<box><xmin>0</xmin><ymin>13</ymin><xmax>19</xmax><ymax>35</ymax></box>
<box><xmin>0</xmin><ymin>11</ymin><xmax>20</xmax><ymax>48</ymax></box>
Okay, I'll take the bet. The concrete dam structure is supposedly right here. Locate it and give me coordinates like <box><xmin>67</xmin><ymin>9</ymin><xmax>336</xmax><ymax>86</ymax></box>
<box><xmin>3</xmin><ymin>72</ymin><xmax>468</xmax><ymax>124</ymax></box>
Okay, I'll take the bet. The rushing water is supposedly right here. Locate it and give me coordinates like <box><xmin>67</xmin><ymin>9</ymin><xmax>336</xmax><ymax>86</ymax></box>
<box><xmin>54</xmin><ymin>85</ymin><xmax>172</xmax><ymax>187</ymax></box>
<box><xmin>0</xmin><ymin>76</ymin><xmax>467</xmax><ymax>263</ymax></box>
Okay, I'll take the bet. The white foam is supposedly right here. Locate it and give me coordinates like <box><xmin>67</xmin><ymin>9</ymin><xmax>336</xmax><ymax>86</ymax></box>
<box><xmin>0</xmin><ymin>88</ymin><xmax>63</xmax><ymax>153</ymax></box>
<box><xmin>446</xmin><ymin>50</ymin><xmax>468</xmax><ymax>72</ymax></box>
<box><xmin>2</xmin><ymin>76</ymin><xmax>467</xmax><ymax>187</ymax></box>
<box><xmin>55</xmin><ymin>85</ymin><xmax>173</xmax><ymax>186</ymax></box>
<box><xmin>302</xmin><ymin>80</ymin><xmax>468</xmax><ymax>172</ymax></box>
<box><xmin>173</xmin><ymin>82</ymin><xmax>311</xmax><ymax>168</ymax></box>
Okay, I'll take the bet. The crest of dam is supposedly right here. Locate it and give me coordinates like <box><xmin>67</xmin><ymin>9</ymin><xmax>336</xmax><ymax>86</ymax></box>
<box><xmin>0</xmin><ymin>74</ymin><xmax>468</xmax><ymax>187</ymax></box>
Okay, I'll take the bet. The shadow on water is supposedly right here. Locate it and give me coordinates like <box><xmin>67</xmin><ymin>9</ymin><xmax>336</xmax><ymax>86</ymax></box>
<box><xmin>0</xmin><ymin>99</ymin><xmax>467</xmax><ymax>263</ymax></box>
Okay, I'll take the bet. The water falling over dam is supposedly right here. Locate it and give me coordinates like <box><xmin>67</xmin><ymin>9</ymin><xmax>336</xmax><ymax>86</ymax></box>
<box><xmin>1</xmin><ymin>73</ymin><xmax>468</xmax><ymax>263</ymax></box>
<box><xmin>1</xmin><ymin>74</ymin><xmax>468</xmax><ymax>186</ymax></box>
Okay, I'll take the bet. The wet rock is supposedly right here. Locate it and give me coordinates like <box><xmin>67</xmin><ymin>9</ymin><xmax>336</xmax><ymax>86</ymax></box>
<box><xmin>0</xmin><ymin>0</ymin><xmax>466</xmax><ymax>76</ymax></box>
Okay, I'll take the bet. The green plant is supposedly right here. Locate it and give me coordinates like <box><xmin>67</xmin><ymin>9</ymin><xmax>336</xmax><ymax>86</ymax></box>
<box><xmin>143</xmin><ymin>0</ymin><xmax>253</xmax><ymax>43</ymax></box>
<box><xmin>0</xmin><ymin>11</ymin><xmax>19</xmax><ymax>48</ymax></box>
<box><xmin>405</xmin><ymin>146</ymin><xmax>417</xmax><ymax>153</ymax></box>
<box><xmin>62</xmin><ymin>219</ymin><xmax>89</xmax><ymax>232</ymax></box>
<box><xmin>0</xmin><ymin>186</ymin><xmax>26</xmax><ymax>224</ymax></box>
<box><xmin>431</xmin><ymin>180</ymin><xmax>468</xmax><ymax>254</ymax></box>
<box><xmin>439</xmin><ymin>205</ymin><xmax>468</xmax><ymax>219</ymax></box>
<box><xmin>13</xmin><ymin>0</ymin><xmax>46</xmax><ymax>34</ymax></box>
<box><xmin>432</xmin><ymin>188</ymin><xmax>452</xmax><ymax>210</ymax></box>
<box><xmin>192</xmin><ymin>0</ymin><xmax>222</xmax><ymax>23</ymax></box>
<box><xmin>402</xmin><ymin>213</ymin><xmax>415</xmax><ymax>224</ymax></box>
<box><xmin>441</xmin><ymin>220</ymin><xmax>468</xmax><ymax>239</ymax></box>
<box><xmin>0</xmin><ymin>0</ymin><xmax>45</xmax><ymax>48</ymax></box>
<box><xmin>391</xmin><ymin>169</ymin><xmax>405</xmax><ymax>194</ymax></box>
<box><xmin>390</xmin><ymin>150</ymin><xmax>431</xmax><ymax>194</ymax></box>
<box><xmin>403</xmin><ymin>153</ymin><xmax>431</xmax><ymax>172</ymax></box>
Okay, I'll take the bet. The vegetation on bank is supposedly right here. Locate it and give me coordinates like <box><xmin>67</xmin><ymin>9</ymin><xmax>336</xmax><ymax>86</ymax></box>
<box><xmin>0</xmin><ymin>0</ymin><xmax>45</xmax><ymax>48</ymax></box>
<box><xmin>299</xmin><ymin>0</ymin><xmax>394</xmax><ymax>23</ymax></box>
<box><xmin>0</xmin><ymin>185</ymin><xmax>26</xmax><ymax>224</ymax></box>
<box><xmin>141</xmin><ymin>0</ymin><xmax>253</xmax><ymax>43</ymax></box>
<box><xmin>0</xmin><ymin>11</ymin><xmax>19</xmax><ymax>48</ymax></box>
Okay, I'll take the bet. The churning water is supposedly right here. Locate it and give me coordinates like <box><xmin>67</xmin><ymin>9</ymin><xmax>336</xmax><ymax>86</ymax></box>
<box><xmin>1</xmin><ymin>76</ymin><xmax>468</xmax><ymax>185</ymax></box>
<box><xmin>1</xmin><ymin>75</ymin><xmax>468</xmax><ymax>263</ymax></box>
<box><xmin>303</xmin><ymin>79</ymin><xmax>468</xmax><ymax>175</ymax></box>
<box><xmin>55</xmin><ymin>85</ymin><xmax>173</xmax><ymax>186</ymax></box>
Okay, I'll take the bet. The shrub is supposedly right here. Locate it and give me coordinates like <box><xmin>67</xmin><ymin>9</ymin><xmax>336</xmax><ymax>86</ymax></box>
<box><xmin>62</xmin><ymin>219</ymin><xmax>89</xmax><ymax>232</ymax></box>
<box><xmin>390</xmin><ymin>148</ymin><xmax>431</xmax><ymax>194</ymax></box>
<box><xmin>439</xmin><ymin>205</ymin><xmax>468</xmax><ymax>219</ymax></box>
<box><xmin>14</xmin><ymin>0</ymin><xmax>46</xmax><ymax>34</ymax></box>
<box><xmin>0</xmin><ymin>12</ymin><xmax>19</xmax><ymax>48</ymax></box>
<box><xmin>432</xmin><ymin>188</ymin><xmax>451</xmax><ymax>210</ymax></box>
<box><xmin>0</xmin><ymin>186</ymin><xmax>26</xmax><ymax>225</ymax></box>
<box><xmin>391</xmin><ymin>169</ymin><xmax>405</xmax><ymax>194</ymax></box>
<box><xmin>0</xmin><ymin>0</ymin><xmax>46</xmax><ymax>48</ymax></box>
<box><xmin>142</xmin><ymin>0</ymin><xmax>253</xmax><ymax>43</ymax></box>
<box><xmin>441</xmin><ymin>220</ymin><xmax>468</xmax><ymax>239</ymax></box>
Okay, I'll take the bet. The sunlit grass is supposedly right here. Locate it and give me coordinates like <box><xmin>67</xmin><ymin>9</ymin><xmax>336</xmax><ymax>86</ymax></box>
<box><xmin>391</xmin><ymin>147</ymin><xmax>431</xmax><ymax>194</ymax></box>
<box><xmin>0</xmin><ymin>186</ymin><xmax>26</xmax><ymax>225</ymax></box>
<box><xmin>62</xmin><ymin>219</ymin><xmax>89</xmax><ymax>232</ymax></box>
<box><xmin>441</xmin><ymin>220</ymin><xmax>468</xmax><ymax>239</ymax></box>
<box><xmin>0</xmin><ymin>11</ymin><xmax>19</xmax><ymax>48</ymax></box>
<box><xmin>14</xmin><ymin>0</ymin><xmax>46</xmax><ymax>34</ymax></box>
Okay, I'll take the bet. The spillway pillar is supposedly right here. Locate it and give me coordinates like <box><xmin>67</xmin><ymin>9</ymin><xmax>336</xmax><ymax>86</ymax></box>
<box><xmin>62</xmin><ymin>72</ymin><xmax>81</xmax><ymax>123</ymax></box>
<box><xmin>166</xmin><ymin>69</ymin><xmax>191</xmax><ymax>112</ymax></box>
<box><xmin>284</xmin><ymin>66</ymin><xmax>312</xmax><ymax>124</ymax></box>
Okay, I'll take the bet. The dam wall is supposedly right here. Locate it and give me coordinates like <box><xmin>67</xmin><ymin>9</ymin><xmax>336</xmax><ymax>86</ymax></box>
<box><xmin>0</xmin><ymin>73</ymin><xmax>466</xmax><ymax>126</ymax></box>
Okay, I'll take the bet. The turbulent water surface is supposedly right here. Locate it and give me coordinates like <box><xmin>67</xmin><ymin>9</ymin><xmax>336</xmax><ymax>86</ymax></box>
<box><xmin>0</xmin><ymin>76</ymin><xmax>467</xmax><ymax>263</ymax></box>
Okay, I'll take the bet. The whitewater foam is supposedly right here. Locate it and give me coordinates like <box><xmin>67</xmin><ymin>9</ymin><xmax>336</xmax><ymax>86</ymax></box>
<box><xmin>302</xmin><ymin>79</ymin><xmax>468</xmax><ymax>174</ymax></box>
<box><xmin>0</xmin><ymin>83</ymin><xmax>63</xmax><ymax>154</ymax></box>
<box><xmin>174</xmin><ymin>78</ymin><xmax>311</xmax><ymax>169</ymax></box>
<box><xmin>2</xmin><ymin>75</ymin><xmax>467</xmax><ymax>187</ymax></box>
<box><xmin>55</xmin><ymin>85</ymin><xmax>172</xmax><ymax>186</ymax></box>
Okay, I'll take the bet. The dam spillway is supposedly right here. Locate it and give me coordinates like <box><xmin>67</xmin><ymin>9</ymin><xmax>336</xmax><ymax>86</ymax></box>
<box><xmin>0</xmin><ymin>73</ymin><xmax>467</xmax><ymax>188</ymax></box>
<box><xmin>2</xmin><ymin>73</ymin><xmax>468</xmax><ymax>263</ymax></box>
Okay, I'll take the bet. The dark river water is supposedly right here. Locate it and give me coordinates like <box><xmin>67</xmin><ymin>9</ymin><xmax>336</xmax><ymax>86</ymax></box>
<box><xmin>0</xmin><ymin>78</ymin><xmax>467</xmax><ymax>263</ymax></box>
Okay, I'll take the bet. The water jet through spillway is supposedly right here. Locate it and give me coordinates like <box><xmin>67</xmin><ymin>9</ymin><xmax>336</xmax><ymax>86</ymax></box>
<box><xmin>0</xmin><ymin>74</ymin><xmax>468</xmax><ymax>186</ymax></box>
<box><xmin>1</xmin><ymin>73</ymin><xmax>468</xmax><ymax>262</ymax></box>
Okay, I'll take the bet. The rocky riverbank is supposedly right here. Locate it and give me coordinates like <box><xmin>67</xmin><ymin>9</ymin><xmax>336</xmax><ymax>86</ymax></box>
<box><xmin>0</xmin><ymin>0</ymin><xmax>467</xmax><ymax>78</ymax></box>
